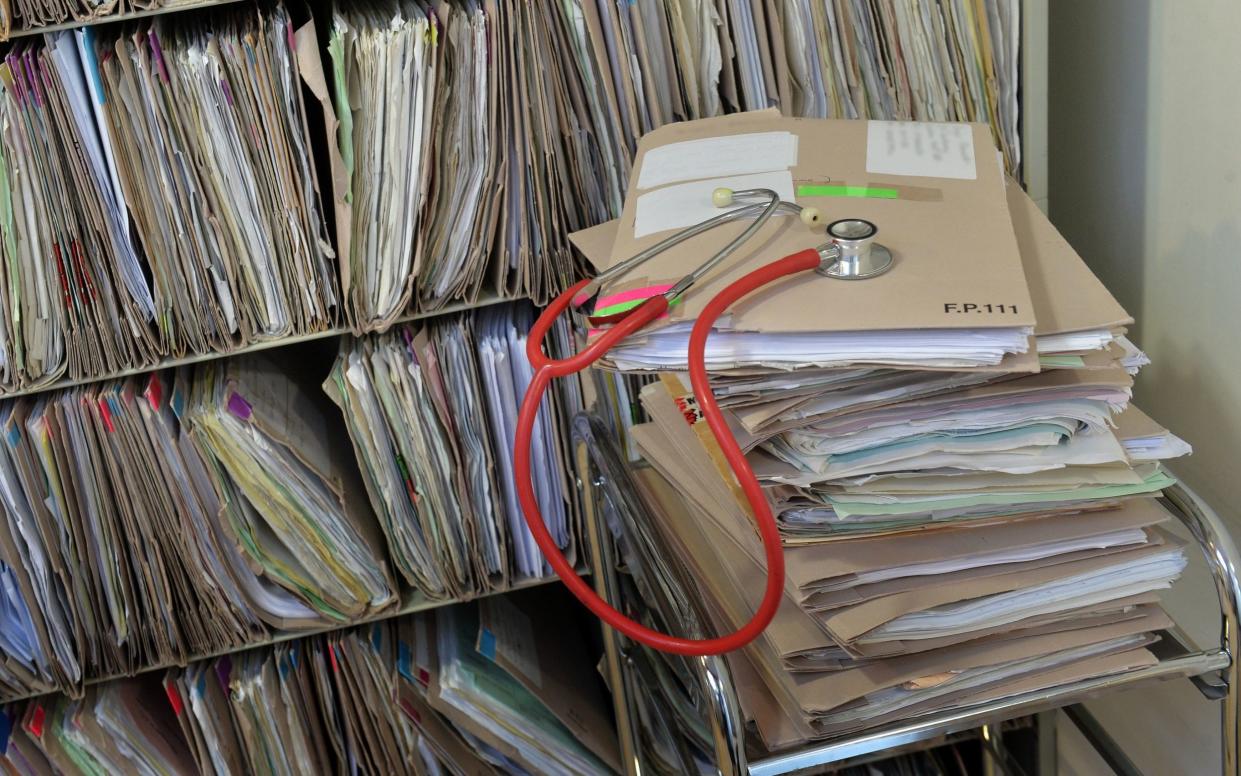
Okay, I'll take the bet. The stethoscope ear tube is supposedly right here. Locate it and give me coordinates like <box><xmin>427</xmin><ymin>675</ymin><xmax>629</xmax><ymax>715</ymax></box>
<box><xmin>515</xmin><ymin>248</ymin><xmax>822</xmax><ymax>656</ymax></box>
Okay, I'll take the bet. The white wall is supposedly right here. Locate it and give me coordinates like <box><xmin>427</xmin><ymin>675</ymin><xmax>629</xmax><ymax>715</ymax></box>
<box><xmin>1047</xmin><ymin>2</ymin><xmax>1241</xmax><ymax>772</ymax></box>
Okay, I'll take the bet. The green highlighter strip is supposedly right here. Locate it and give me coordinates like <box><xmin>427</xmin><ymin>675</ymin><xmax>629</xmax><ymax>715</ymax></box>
<box><xmin>797</xmin><ymin>184</ymin><xmax>899</xmax><ymax>199</ymax></box>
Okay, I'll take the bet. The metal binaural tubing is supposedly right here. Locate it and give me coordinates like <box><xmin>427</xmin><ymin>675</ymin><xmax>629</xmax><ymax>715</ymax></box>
<box><xmin>664</xmin><ymin>188</ymin><xmax>785</xmax><ymax>300</ymax></box>
<box><xmin>586</xmin><ymin>190</ymin><xmax>803</xmax><ymax>304</ymax></box>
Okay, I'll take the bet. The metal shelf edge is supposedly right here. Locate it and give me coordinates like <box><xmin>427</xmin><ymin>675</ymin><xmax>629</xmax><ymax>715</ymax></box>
<box><xmin>1</xmin><ymin>569</ymin><xmax>576</xmax><ymax>705</ymax></box>
<box><xmin>6</xmin><ymin>0</ymin><xmax>246</xmax><ymax>38</ymax></box>
<box><xmin>0</xmin><ymin>294</ymin><xmax>520</xmax><ymax>400</ymax></box>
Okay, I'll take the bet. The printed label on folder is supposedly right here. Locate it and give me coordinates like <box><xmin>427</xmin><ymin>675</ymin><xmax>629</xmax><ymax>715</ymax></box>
<box><xmin>866</xmin><ymin>121</ymin><xmax>976</xmax><ymax>180</ymax></box>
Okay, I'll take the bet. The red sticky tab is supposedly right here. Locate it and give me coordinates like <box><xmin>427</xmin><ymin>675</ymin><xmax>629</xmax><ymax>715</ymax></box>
<box><xmin>165</xmin><ymin>683</ymin><xmax>184</xmax><ymax>716</ymax></box>
<box><xmin>146</xmin><ymin>374</ymin><xmax>163</xmax><ymax>411</ymax></box>
<box><xmin>98</xmin><ymin>399</ymin><xmax>114</xmax><ymax>433</ymax></box>
<box><xmin>674</xmin><ymin>395</ymin><xmax>703</xmax><ymax>426</ymax></box>
<box><xmin>329</xmin><ymin>645</ymin><xmax>339</xmax><ymax>673</ymax></box>
<box><xmin>418</xmin><ymin>668</ymin><xmax>430</xmax><ymax>687</ymax></box>
<box><xmin>27</xmin><ymin>706</ymin><xmax>44</xmax><ymax>739</ymax></box>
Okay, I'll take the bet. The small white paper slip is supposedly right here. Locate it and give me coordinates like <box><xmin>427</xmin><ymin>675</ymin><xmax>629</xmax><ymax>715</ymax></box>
<box><xmin>635</xmin><ymin>131</ymin><xmax>798</xmax><ymax>190</ymax></box>
<box><xmin>866</xmin><ymin>120</ymin><xmax>977</xmax><ymax>180</ymax></box>
<box><xmin>633</xmin><ymin>170</ymin><xmax>796</xmax><ymax>239</ymax></box>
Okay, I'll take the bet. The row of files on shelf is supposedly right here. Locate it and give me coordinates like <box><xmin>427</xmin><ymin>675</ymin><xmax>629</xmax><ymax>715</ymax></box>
<box><xmin>0</xmin><ymin>0</ymin><xmax>1020</xmax><ymax>391</ymax></box>
<box><xmin>0</xmin><ymin>302</ymin><xmax>581</xmax><ymax>700</ymax></box>
<box><xmin>0</xmin><ymin>0</ymin><xmax>616</xmax><ymax>390</ymax></box>
<box><xmin>0</xmin><ymin>588</ymin><xmax>623</xmax><ymax>776</ymax></box>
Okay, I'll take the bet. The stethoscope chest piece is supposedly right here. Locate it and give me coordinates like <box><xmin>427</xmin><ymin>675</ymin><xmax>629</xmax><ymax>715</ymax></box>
<box><xmin>816</xmin><ymin>218</ymin><xmax>895</xmax><ymax>280</ymax></box>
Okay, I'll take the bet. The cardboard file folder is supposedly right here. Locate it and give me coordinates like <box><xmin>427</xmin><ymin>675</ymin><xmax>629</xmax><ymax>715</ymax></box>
<box><xmin>600</xmin><ymin>114</ymin><xmax>1035</xmax><ymax>335</ymax></box>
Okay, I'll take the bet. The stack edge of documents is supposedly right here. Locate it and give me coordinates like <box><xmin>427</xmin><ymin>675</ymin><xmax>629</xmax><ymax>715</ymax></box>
<box><xmin>1</xmin><ymin>0</ymin><xmax>160</xmax><ymax>39</ymax></box>
<box><xmin>0</xmin><ymin>589</ymin><xmax>621</xmax><ymax>776</ymax></box>
<box><xmin>575</xmin><ymin>112</ymin><xmax>1192</xmax><ymax>748</ymax></box>
<box><xmin>560</xmin><ymin>0</ymin><xmax>1020</xmax><ymax>176</ymax></box>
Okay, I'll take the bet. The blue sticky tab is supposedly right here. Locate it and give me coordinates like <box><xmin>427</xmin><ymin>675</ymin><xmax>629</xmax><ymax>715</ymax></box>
<box><xmin>195</xmin><ymin>673</ymin><xmax>207</xmax><ymax>697</ymax></box>
<box><xmin>81</xmin><ymin>29</ymin><xmax>106</xmax><ymax>106</ymax></box>
<box><xmin>0</xmin><ymin>709</ymin><xmax>11</xmax><ymax>753</ymax></box>
<box><xmin>5</xmin><ymin>426</ymin><xmax>18</xmax><ymax>447</ymax></box>
<box><xmin>288</xmin><ymin>644</ymin><xmax>298</xmax><ymax>669</ymax></box>
<box><xmin>397</xmin><ymin>641</ymin><xmax>413</xmax><ymax>682</ymax></box>
<box><xmin>279</xmin><ymin>655</ymin><xmax>290</xmax><ymax>680</ymax></box>
<box><xmin>371</xmin><ymin>623</ymin><xmax>382</xmax><ymax>652</ymax></box>
<box><xmin>479</xmin><ymin>629</ymin><xmax>497</xmax><ymax>661</ymax></box>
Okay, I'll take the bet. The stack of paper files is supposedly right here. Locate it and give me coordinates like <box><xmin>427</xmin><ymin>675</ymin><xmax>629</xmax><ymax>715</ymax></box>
<box><xmin>634</xmin><ymin>410</ymin><xmax>1186</xmax><ymax>745</ymax></box>
<box><xmin>325</xmin><ymin>0</ymin><xmax>626</xmax><ymax>321</ymax></box>
<box><xmin>0</xmin><ymin>6</ymin><xmax>336</xmax><ymax>391</ymax></box>
<box><xmin>0</xmin><ymin>588</ymin><xmax>621</xmax><ymax>776</ymax></box>
<box><xmin>323</xmin><ymin>302</ymin><xmax>579</xmax><ymax>601</ymax></box>
<box><xmin>0</xmin><ymin>303</ymin><xmax>584</xmax><ymax>700</ymax></box>
<box><xmin>575</xmin><ymin>112</ymin><xmax>1193</xmax><ymax>748</ymax></box>
<box><xmin>574</xmin><ymin>0</ymin><xmax>1021</xmax><ymax>174</ymax></box>
<box><xmin>0</xmin><ymin>373</ymin><xmax>271</xmax><ymax>700</ymax></box>
<box><xmin>178</xmin><ymin>352</ymin><xmax>399</xmax><ymax>626</ymax></box>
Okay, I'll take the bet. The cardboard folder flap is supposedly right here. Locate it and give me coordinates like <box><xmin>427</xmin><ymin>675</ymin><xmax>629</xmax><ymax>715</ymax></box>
<box><xmin>1006</xmin><ymin>179</ymin><xmax>1132</xmax><ymax>336</ymax></box>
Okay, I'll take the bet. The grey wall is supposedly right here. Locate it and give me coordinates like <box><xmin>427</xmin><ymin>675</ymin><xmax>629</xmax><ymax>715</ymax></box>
<box><xmin>1048</xmin><ymin>2</ymin><xmax>1241</xmax><ymax>772</ymax></box>
<box><xmin>1050</xmin><ymin>0</ymin><xmax>1241</xmax><ymax>528</ymax></box>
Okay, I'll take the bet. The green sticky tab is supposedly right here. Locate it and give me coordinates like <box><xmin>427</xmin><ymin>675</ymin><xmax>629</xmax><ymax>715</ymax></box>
<box><xmin>593</xmin><ymin>295</ymin><xmax>682</xmax><ymax>318</ymax></box>
<box><xmin>797</xmin><ymin>184</ymin><xmax>899</xmax><ymax>199</ymax></box>
<box><xmin>1040</xmin><ymin>355</ymin><xmax>1086</xmax><ymax>367</ymax></box>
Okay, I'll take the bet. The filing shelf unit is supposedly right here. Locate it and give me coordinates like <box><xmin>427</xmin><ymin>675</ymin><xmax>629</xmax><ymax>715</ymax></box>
<box><xmin>574</xmin><ymin>413</ymin><xmax>1241</xmax><ymax>776</ymax></box>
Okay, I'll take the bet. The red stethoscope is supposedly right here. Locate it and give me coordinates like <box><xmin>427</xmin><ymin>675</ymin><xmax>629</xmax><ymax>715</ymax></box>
<box><xmin>514</xmin><ymin>187</ymin><xmax>892</xmax><ymax>656</ymax></box>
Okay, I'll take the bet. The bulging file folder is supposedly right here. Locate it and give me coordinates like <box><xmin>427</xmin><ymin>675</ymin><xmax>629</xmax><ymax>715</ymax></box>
<box><xmin>180</xmin><ymin>353</ymin><xmax>398</xmax><ymax>624</ymax></box>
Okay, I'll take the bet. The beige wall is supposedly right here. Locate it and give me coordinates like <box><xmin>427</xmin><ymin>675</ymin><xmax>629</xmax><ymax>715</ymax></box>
<box><xmin>1047</xmin><ymin>2</ymin><xmax>1240</xmax><ymax>772</ymax></box>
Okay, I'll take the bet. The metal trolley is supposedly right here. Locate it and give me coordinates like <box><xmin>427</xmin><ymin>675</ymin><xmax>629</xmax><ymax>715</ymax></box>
<box><xmin>571</xmin><ymin>413</ymin><xmax>1241</xmax><ymax>775</ymax></box>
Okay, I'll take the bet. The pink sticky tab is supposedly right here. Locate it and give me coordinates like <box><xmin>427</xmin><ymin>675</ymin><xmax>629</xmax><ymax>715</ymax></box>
<box><xmin>98</xmin><ymin>399</ymin><xmax>115</xmax><ymax>433</ymax></box>
<box><xmin>226</xmin><ymin>393</ymin><xmax>252</xmax><ymax>420</ymax></box>
<box><xmin>593</xmin><ymin>283</ymin><xmax>675</xmax><ymax>311</ymax></box>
